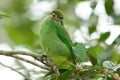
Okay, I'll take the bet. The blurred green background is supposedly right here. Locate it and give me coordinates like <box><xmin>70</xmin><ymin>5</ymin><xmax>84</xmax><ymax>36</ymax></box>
<box><xmin>0</xmin><ymin>0</ymin><xmax>120</xmax><ymax>53</ymax></box>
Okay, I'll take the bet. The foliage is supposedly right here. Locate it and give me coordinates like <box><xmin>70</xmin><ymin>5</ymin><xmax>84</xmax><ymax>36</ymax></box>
<box><xmin>0</xmin><ymin>0</ymin><xmax>120</xmax><ymax>80</ymax></box>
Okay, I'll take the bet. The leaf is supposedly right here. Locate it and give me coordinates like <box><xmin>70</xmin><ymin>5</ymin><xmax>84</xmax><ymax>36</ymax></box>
<box><xmin>58</xmin><ymin>70</ymin><xmax>73</xmax><ymax>80</ymax></box>
<box><xmin>112</xmin><ymin>35</ymin><xmax>120</xmax><ymax>45</ymax></box>
<box><xmin>112</xmin><ymin>49</ymin><xmax>120</xmax><ymax>63</ymax></box>
<box><xmin>88</xmin><ymin>13</ymin><xmax>98</xmax><ymax>36</ymax></box>
<box><xmin>87</xmin><ymin>51</ymin><xmax>97</xmax><ymax>66</ymax></box>
<box><xmin>88</xmin><ymin>46</ymin><xmax>103</xmax><ymax>57</ymax></box>
<box><xmin>90</xmin><ymin>1</ymin><xmax>97</xmax><ymax>9</ymax></box>
<box><xmin>114</xmin><ymin>16</ymin><xmax>120</xmax><ymax>25</ymax></box>
<box><xmin>72</xmin><ymin>43</ymin><xmax>88</xmax><ymax>62</ymax></box>
<box><xmin>87</xmin><ymin>46</ymin><xmax>104</xmax><ymax>66</ymax></box>
<box><xmin>116</xmin><ymin>68</ymin><xmax>120</xmax><ymax>75</ymax></box>
<box><xmin>88</xmin><ymin>26</ymin><xmax>96</xmax><ymax>35</ymax></box>
<box><xmin>99</xmin><ymin>32</ymin><xmax>110</xmax><ymax>42</ymax></box>
<box><xmin>106</xmin><ymin>76</ymin><xmax>114</xmax><ymax>80</ymax></box>
<box><xmin>78</xmin><ymin>66</ymin><xmax>104</xmax><ymax>79</ymax></box>
<box><xmin>103</xmin><ymin>61</ymin><xmax>115</xmax><ymax>69</ymax></box>
<box><xmin>52</xmin><ymin>56</ymin><xmax>71</xmax><ymax>68</ymax></box>
<box><xmin>99</xmin><ymin>48</ymin><xmax>112</xmax><ymax>63</ymax></box>
<box><xmin>105</xmin><ymin>0</ymin><xmax>114</xmax><ymax>15</ymax></box>
<box><xmin>0</xmin><ymin>12</ymin><xmax>11</xmax><ymax>18</ymax></box>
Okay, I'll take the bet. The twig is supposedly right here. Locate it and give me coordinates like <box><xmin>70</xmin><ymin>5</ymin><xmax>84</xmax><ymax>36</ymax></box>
<box><xmin>0</xmin><ymin>50</ymin><xmax>51</xmax><ymax>70</ymax></box>
<box><xmin>15</xmin><ymin>60</ymin><xmax>31</xmax><ymax>78</ymax></box>
<box><xmin>0</xmin><ymin>50</ymin><xmax>60</xmax><ymax>77</ymax></box>
<box><xmin>0</xmin><ymin>50</ymin><xmax>53</xmax><ymax>67</ymax></box>
<box><xmin>0</xmin><ymin>50</ymin><xmax>41</xmax><ymax>57</ymax></box>
<box><xmin>11</xmin><ymin>55</ymin><xmax>51</xmax><ymax>71</ymax></box>
<box><xmin>40</xmin><ymin>55</ymin><xmax>60</xmax><ymax>77</ymax></box>
<box><xmin>0</xmin><ymin>62</ymin><xmax>30</xmax><ymax>80</ymax></box>
<box><xmin>81</xmin><ymin>71</ymin><xmax>98</xmax><ymax>80</ymax></box>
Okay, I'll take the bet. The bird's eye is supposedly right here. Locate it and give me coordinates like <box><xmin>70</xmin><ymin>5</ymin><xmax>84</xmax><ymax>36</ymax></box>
<box><xmin>60</xmin><ymin>16</ymin><xmax>63</xmax><ymax>19</ymax></box>
<box><xmin>50</xmin><ymin>13</ymin><xmax>63</xmax><ymax>21</ymax></box>
<box><xmin>50</xmin><ymin>13</ymin><xmax>55</xmax><ymax>18</ymax></box>
<box><xmin>52</xmin><ymin>13</ymin><xmax>55</xmax><ymax>17</ymax></box>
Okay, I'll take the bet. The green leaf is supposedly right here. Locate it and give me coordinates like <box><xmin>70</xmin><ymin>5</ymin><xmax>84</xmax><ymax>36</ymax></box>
<box><xmin>87</xmin><ymin>46</ymin><xmax>104</xmax><ymax>66</ymax></box>
<box><xmin>90</xmin><ymin>1</ymin><xmax>97</xmax><ymax>9</ymax></box>
<box><xmin>116</xmin><ymin>68</ymin><xmax>120</xmax><ymax>75</ymax></box>
<box><xmin>78</xmin><ymin>66</ymin><xmax>104</xmax><ymax>79</ymax></box>
<box><xmin>88</xmin><ymin>46</ymin><xmax>103</xmax><ymax>57</ymax></box>
<box><xmin>112</xmin><ymin>49</ymin><xmax>120</xmax><ymax>63</ymax></box>
<box><xmin>0</xmin><ymin>12</ymin><xmax>11</xmax><ymax>18</ymax></box>
<box><xmin>88</xmin><ymin>13</ymin><xmax>98</xmax><ymax>35</ymax></box>
<box><xmin>87</xmin><ymin>51</ymin><xmax>97</xmax><ymax>66</ymax></box>
<box><xmin>112</xmin><ymin>35</ymin><xmax>120</xmax><ymax>45</ymax></box>
<box><xmin>105</xmin><ymin>0</ymin><xmax>114</xmax><ymax>15</ymax></box>
<box><xmin>88</xmin><ymin>26</ymin><xmax>96</xmax><ymax>35</ymax></box>
<box><xmin>114</xmin><ymin>16</ymin><xmax>120</xmax><ymax>25</ymax></box>
<box><xmin>106</xmin><ymin>76</ymin><xmax>114</xmax><ymax>80</ymax></box>
<box><xmin>99</xmin><ymin>48</ymin><xmax>112</xmax><ymax>63</ymax></box>
<box><xmin>99</xmin><ymin>32</ymin><xmax>110</xmax><ymax>42</ymax></box>
<box><xmin>52</xmin><ymin>56</ymin><xmax>71</xmax><ymax>68</ymax></box>
<box><xmin>72</xmin><ymin>43</ymin><xmax>88</xmax><ymax>62</ymax></box>
<box><xmin>59</xmin><ymin>70</ymin><xmax>73</xmax><ymax>80</ymax></box>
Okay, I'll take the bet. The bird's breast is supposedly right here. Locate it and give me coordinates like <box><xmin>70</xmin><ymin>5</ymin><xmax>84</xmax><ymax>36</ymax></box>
<box><xmin>40</xmin><ymin>30</ymin><xmax>71</xmax><ymax>58</ymax></box>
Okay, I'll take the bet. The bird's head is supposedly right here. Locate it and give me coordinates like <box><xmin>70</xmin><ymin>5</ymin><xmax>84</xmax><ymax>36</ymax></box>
<box><xmin>50</xmin><ymin>10</ymin><xmax>64</xmax><ymax>25</ymax></box>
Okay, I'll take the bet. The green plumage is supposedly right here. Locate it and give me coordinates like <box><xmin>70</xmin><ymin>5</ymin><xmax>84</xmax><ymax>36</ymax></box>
<box><xmin>39</xmin><ymin>10</ymin><xmax>75</xmax><ymax>63</ymax></box>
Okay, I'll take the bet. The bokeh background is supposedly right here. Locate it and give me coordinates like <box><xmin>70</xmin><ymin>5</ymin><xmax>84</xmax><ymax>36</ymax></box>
<box><xmin>0</xmin><ymin>0</ymin><xmax>120</xmax><ymax>80</ymax></box>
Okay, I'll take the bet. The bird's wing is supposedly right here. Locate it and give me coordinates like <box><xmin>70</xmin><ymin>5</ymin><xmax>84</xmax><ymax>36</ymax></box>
<box><xmin>56</xmin><ymin>25</ymin><xmax>76</xmax><ymax>64</ymax></box>
<box><xmin>56</xmin><ymin>26</ymin><xmax>72</xmax><ymax>51</ymax></box>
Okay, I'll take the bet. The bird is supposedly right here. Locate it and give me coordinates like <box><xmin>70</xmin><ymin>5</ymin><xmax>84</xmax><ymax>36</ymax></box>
<box><xmin>39</xmin><ymin>10</ymin><xmax>75</xmax><ymax>64</ymax></box>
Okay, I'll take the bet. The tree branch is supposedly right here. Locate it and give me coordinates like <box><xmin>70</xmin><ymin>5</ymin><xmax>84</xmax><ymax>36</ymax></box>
<box><xmin>0</xmin><ymin>50</ymin><xmax>60</xmax><ymax>77</ymax></box>
<box><xmin>11</xmin><ymin>55</ymin><xmax>51</xmax><ymax>71</ymax></box>
<box><xmin>0</xmin><ymin>62</ymin><xmax>30</xmax><ymax>80</ymax></box>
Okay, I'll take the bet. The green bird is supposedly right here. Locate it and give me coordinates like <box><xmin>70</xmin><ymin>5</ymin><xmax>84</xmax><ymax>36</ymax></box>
<box><xmin>39</xmin><ymin>10</ymin><xmax>75</xmax><ymax>64</ymax></box>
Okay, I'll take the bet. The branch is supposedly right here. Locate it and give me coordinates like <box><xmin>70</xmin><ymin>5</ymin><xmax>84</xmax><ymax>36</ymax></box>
<box><xmin>0</xmin><ymin>62</ymin><xmax>30</xmax><ymax>80</ymax></box>
<box><xmin>39</xmin><ymin>55</ymin><xmax>60</xmax><ymax>77</ymax></box>
<box><xmin>0</xmin><ymin>50</ymin><xmax>53</xmax><ymax>66</ymax></box>
<box><xmin>12</xmin><ymin>55</ymin><xmax>50</xmax><ymax>71</ymax></box>
<box><xmin>15</xmin><ymin>60</ymin><xmax>31</xmax><ymax>78</ymax></box>
<box><xmin>0</xmin><ymin>50</ymin><xmax>50</xmax><ymax>70</ymax></box>
<box><xmin>0</xmin><ymin>50</ymin><xmax>41</xmax><ymax>57</ymax></box>
<box><xmin>0</xmin><ymin>50</ymin><xmax>60</xmax><ymax>77</ymax></box>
